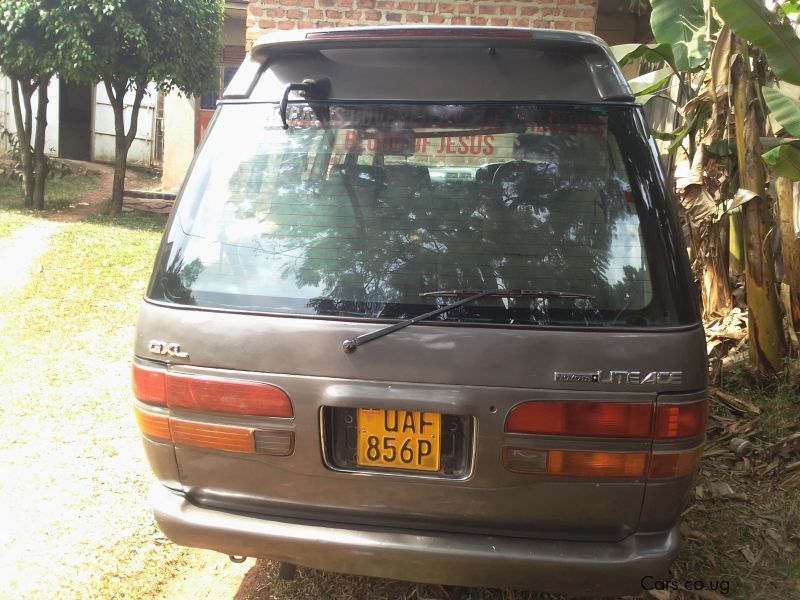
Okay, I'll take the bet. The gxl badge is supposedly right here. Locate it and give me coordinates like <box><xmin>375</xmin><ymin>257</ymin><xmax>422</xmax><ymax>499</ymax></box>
<box><xmin>148</xmin><ymin>340</ymin><xmax>189</xmax><ymax>358</ymax></box>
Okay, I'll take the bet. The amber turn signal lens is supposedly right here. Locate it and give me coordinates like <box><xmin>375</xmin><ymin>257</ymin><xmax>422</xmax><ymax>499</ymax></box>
<box><xmin>170</xmin><ymin>418</ymin><xmax>255</xmax><ymax>453</ymax></box>
<box><xmin>548</xmin><ymin>449</ymin><xmax>648</xmax><ymax>478</ymax></box>
<box><xmin>648</xmin><ymin>446</ymin><xmax>704</xmax><ymax>479</ymax></box>
<box><xmin>133</xmin><ymin>406</ymin><xmax>171</xmax><ymax>440</ymax></box>
<box><xmin>506</xmin><ymin>401</ymin><xmax>653</xmax><ymax>438</ymax></box>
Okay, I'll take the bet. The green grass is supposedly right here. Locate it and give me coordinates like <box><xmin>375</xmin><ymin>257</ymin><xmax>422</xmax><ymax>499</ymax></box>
<box><xmin>0</xmin><ymin>210</ymin><xmax>36</xmax><ymax>238</ymax></box>
<box><xmin>0</xmin><ymin>211</ymin><xmax>179</xmax><ymax>598</ymax></box>
<box><xmin>0</xmin><ymin>171</ymin><xmax>101</xmax><ymax>215</ymax></box>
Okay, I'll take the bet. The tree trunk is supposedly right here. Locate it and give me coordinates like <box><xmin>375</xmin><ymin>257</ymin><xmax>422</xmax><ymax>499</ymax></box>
<box><xmin>9</xmin><ymin>78</ymin><xmax>35</xmax><ymax>207</ymax></box>
<box><xmin>105</xmin><ymin>79</ymin><xmax>145</xmax><ymax>216</ymax></box>
<box><xmin>32</xmin><ymin>75</ymin><xmax>50</xmax><ymax>211</ymax></box>
<box><xmin>776</xmin><ymin>178</ymin><xmax>800</xmax><ymax>348</ymax></box>
<box><xmin>731</xmin><ymin>38</ymin><xmax>787</xmax><ymax>377</ymax></box>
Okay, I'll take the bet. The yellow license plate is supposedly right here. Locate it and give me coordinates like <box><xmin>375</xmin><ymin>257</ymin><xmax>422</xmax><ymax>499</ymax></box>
<box><xmin>357</xmin><ymin>409</ymin><xmax>441</xmax><ymax>472</ymax></box>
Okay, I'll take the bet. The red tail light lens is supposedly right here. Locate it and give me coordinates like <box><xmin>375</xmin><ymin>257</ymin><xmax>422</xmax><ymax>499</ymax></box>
<box><xmin>654</xmin><ymin>400</ymin><xmax>707</xmax><ymax>439</ymax></box>
<box><xmin>132</xmin><ymin>364</ymin><xmax>167</xmax><ymax>405</ymax></box>
<box><xmin>166</xmin><ymin>373</ymin><xmax>293</xmax><ymax>417</ymax></box>
<box><xmin>506</xmin><ymin>401</ymin><xmax>653</xmax><ymax>438</ymax></box>
<box><xmin>132</xmin><ymin>364</ymin><xmax>293</xmax><ymax>418</ymax></box>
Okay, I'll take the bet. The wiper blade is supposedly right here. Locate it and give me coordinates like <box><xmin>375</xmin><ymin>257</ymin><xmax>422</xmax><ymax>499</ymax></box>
<box><xmin>341</xmin><ymin>288</ymin><xmax>594</xmax><ymax>353</ymax></box>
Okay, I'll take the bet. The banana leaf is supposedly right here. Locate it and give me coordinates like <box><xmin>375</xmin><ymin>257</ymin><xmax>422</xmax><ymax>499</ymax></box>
<box><xmin>712</xmin><ymin>0</ymin><xmax>800</xmax><ymax>86</ymax></box>
<box><xmin>762</xmin><ymin>140</ymin><xmax>800</xmax><ymax>179</ymax></box>
<box><xmin>650</xmin><ymin>0</ymin><xmax>712</xmax><ymax>70</ymax></box>
<box><xmin>763</xmin><ymin>87</ymin><xmax>800</xmax><ymax>138</ymax></box>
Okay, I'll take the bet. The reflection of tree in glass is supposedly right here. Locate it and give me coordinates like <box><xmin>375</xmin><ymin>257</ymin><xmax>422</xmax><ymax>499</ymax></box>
<box><xmin>153</xmin><ymin>247</ymin><xmax>201</xmax><ymax>306</ymax></box>
<box><xmin>221</xmin><ymin>106</ymin><xmax>635</xmax><ymax>323</ymax></box>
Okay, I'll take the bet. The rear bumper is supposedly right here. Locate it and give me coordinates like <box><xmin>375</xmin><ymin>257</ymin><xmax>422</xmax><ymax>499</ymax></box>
<box><xmin>152</xmin><ymin>484</ymin><xmax>680</xmax><ymax>596</ymax></box>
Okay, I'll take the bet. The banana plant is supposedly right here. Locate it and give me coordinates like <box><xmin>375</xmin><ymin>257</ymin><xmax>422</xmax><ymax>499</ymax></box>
<box><xmin>611</xmin><ymin>0</ymin><xmax>800</xmax><ymax>377</ymax></box>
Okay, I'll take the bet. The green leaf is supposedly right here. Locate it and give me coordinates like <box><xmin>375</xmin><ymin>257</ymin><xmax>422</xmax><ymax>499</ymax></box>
<box><xmin>652</xmin><ymin>128</ymin><xmax>679</xmax><ymax>141</ymax></box>
<box><xmin>763</xmin><ymin>87</ymin><xmax>800</xmax><ymax>137</ymax></box>
<box><xmin>650</xmin><ymin>0</ymin><xmax>712</xmax><ymax>70</ymax></box>
<box><xmin>712</xmin><ymin>0</ymin><xmax>800</xmax><ymax>86</ymax></box>
<box><xmin>706</xmin><ymin>139</ymin><xmax>737</xmax><ymax>156</ymax></box>
<box><xmin>610</xmin><ymin>43</ymin><xmax>678</xmax><ymax>72</ymax></box>
<box><xmin>762</xmin><ymin>140</ymin><xmax>800</xmax><ymax>178</ymax></box>
<box><xmin>628</xmin><ymin>66</ymin><xmax>674</xmax><ymax>96</ymax></box>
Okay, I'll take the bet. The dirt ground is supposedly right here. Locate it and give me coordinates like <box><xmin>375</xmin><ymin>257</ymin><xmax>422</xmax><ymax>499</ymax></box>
<box><xmin>0</xmin><ymin>163</ymin><xmax>798</xmax><ymax>600</ymax></box>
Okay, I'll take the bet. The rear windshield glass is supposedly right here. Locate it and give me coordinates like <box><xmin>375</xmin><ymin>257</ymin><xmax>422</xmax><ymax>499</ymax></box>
<box><xmin>151</xmin><ymin>103</ymin><xmax>677</xmax><ymax>327</ymax></box>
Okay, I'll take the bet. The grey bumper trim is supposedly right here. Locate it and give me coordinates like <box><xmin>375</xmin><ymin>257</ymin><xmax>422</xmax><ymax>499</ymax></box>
<box><xmin>152</xmin><ymin>484</ymin><xmax>679</xmax><ymax>596</ymax></box>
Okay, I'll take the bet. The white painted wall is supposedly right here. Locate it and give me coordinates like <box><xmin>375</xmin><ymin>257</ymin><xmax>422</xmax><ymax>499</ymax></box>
<box><xmin>0</xmin><ymin>75</ymin><xmax>59</xmax><ymax>157</ymax></box>
<box><xmin>92</xmin><ymin>82</ymin><xmax>157</xmax><ymax>166</ymax></box>
<box><xmin>161</xmin><ymin>90</ymin><xmax>197</xmax><ymax>192</ymax></box>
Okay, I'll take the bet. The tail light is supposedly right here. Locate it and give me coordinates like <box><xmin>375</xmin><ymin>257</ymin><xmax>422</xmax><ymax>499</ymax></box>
<box><xmin>132</xmin><ymin>364</ymin><xmax>293</xmax><ymax>417</ymax></box>
<box><xmin>132</xmin><ymin>363</ymin><xmax>294</xmax><ymax>455</ymax></box>
<box><xmin>648</xmin><ymin>446</ymin><xmax>705</xmax><ymax>479</ymax></box>
<box><xmin>505</xmin><ymin>448</ymin><xmax>648</xmax><ymax>478</ymax></box>
<box><xmin>504</xmin><ymin>398</ymin><xmax>707</xmax><ymax>479</ymax></box>
<box><xmin>506</xmin><ymin>401</ymin><xmax>652</xmax><ymax>438</ymax></box>
<box><xmin>654</xmin><ymin>401</ymin><xmax>707</xmax><ymax>439</ymax></box>
<box><xmin>132</xmin><ymin>406</ymin><xmax>293</xmax><ymax>456</ymax></box>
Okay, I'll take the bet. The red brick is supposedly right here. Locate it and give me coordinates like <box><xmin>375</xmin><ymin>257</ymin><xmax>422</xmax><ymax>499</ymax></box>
<box><xmin>308</xmin><ymin>9</ymin><xmax>323</xmax><ymax>18</ymax></box>
<box><xmin>319</xmin><ymin>0</ymin><xmax>336</xmax><ymax>5</ymax></box>
<box><xmin>574</xmin><ymin>20</ymin><xmax>594</xmax><ymax>31</ymax></box>
<box><xmin>299</xmin><ymin>20</ymin><xmax>315</xmax><ymax>28</ymax></box>
<box><xmin>399</xmin><ymin>1</ymin><xmax>415</xmax><ymax>9</ymax></box>
<box><xmin>406</xmin><ymin>13</ymin><xmax>423</xmax><ymax>21</ymax></box>
<box><xmin>478</xmin><ymin>4</ymin><xmax>497</xmax><ymax>15</ymax></box>
<box><xmin>326</xmin><ymin>9</ymin><xmax>342</xmax><ymax>17</ymax></box>
<box><xmin>426</xmin><ymin>13</ymin><xmax>446</xmax><ymax>22</ymax></box>
<box><xmin>278</xmin><ymin>20</ymin><xmax>297</xmax><ymax>29</ymax></box>
<box><xmin>299</xmin><ymin>0</ymin><xmax>316</xmax><ymax>6</ymax></box>
<box><xmin>437</xmin><ymin>3</ymin><xmax>454</xmax><ymax>13</ymax></box>
<box><xmin>489</xmin><ymin>17</ymin><xmax>509</xmax><ymax>26</ymax></box>
<box><xmin>456</xmin><ymin>3</ymin><xmax>475</xmax><ymax>14</ymax></box>
<box><xmin>377</xmin><ymin>0</ymin><xmax>395</xmax><ymax>8</ymax></box>
<box><xmin>557</xmin><ymin>0</ymin><xmax>575</xmax><ymax>4</ymax></box>
<box><xmin>511</xmin><ymin>17</ymin><xmax>530</xmax><ymax>27</ymax></box>
<box><xmin>500</xmin><ymin>5</ymin><xmax>518</xmax><ymax>15</ymax></box>
<box><xmin>554</xmin><ymin>20</ymin><xmax>573</xmax><ymax>29</ymax></box>
<box><xmin>364</xmin><ymin>9</ymin><xmax>381</xmax><ymax>19</ymax></box>
<box><xmin>386</xmin><ymin>11</ymin><xmax>403</xmax><ymax>20</ymax></box>
<box><xmin>266</xmin><ymin>7</ymin><xmax>285</xmax><ymax>17</ymax></box>
<box><xmin>563</xmin><ymin>8</ymin><xmax>583</xmax><ymax>17</ymax></box>
<box><xmin>281</xmin><ymin>0</ymin><xmax>297</xmax><ymax>5</ymax></box>
<box><xmin>520</xmin><ymin>7</ymin><xmax>539</xmax><ymax>16</ymax></box>
<box><xmin>451</xmin><ymin>15</ymin><xmax>467</xmax><ymax>24</ymax></box>
<box><xmin>336</xmin><ymin>0</ymin><xmax>354</xmax><ymax>7</ymax></box>
<box><xmin>250</xmin><ymin>6</ymin><xmax>263</xmax><ymax>16</ymax></box>
<box><xmin>358</xmin><ymin>0</ymin><xmax>376</xmax><ymax>6</ymax></box>
<box><xmin>417</xmin><ymin>2</ymin><xmax>436</xmax><ymax>12</ymax></box>
<box><xmin>287</xmin><ymin>9</ymin><xmax>302</xmax><ymax>19</ymax></box>
<box><xmin>258</xmin><ymin>18</ymin><xmax>277</xmax><ymax>28</ymax></box>
<box><xmin>469</xmin><ymin>16</ymin><xmax>487</xmax><ymax>25</ymax></box>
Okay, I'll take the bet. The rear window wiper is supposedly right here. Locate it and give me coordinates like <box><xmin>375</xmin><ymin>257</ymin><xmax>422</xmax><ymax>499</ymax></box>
<box><xmin>341</xmin><ymin>288</ymin><xmax>595</xmax><ymax>353</ymax></box>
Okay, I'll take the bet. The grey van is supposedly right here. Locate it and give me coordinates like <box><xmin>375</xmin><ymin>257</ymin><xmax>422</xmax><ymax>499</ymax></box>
<box><xmin>132</xmin><ymin>27</ymin><xmax>707</xmax><ymax>596</ymax></box>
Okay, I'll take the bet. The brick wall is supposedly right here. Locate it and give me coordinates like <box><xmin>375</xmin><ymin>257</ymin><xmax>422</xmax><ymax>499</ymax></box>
<box><xmin>247</xmin><ymin>1</ymin><xmax>598</xmax><ymax>47</ymax></box>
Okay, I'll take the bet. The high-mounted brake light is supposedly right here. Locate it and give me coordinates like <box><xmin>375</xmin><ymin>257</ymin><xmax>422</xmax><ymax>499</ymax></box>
<box><xmin>132</xmin><ymin>364</ymin><xmax>293</xmax><ymax>418</ymax></box>
<box><xmin>305</xmin><ymin>28</ymin><xmax>533</xmax><ymax>41</ymax></box>
<box><xmin>506</xmin><ymin>401</ymin><xmax>653</xmax><ymax>438</ymax></box>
